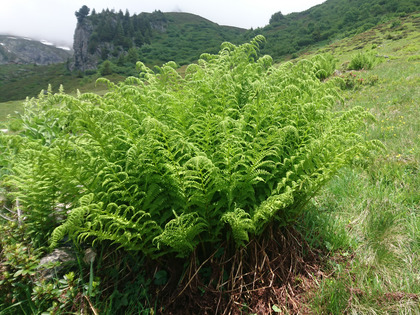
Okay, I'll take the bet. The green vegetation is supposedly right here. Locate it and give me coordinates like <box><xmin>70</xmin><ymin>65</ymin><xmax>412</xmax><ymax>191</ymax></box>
<box><xmin>256</xmin><ymin>0</ymin><xmax>419</xmax><ymax>60</ymax></box>
<box><xmin>83</xmin><ymin>9</ymin><xmax>245</xmax><ymax>68</ymax></box>
<box><xmin>0</xmin><ymin>100</ymin><xmax>23</xmax><ymax>123</ymax></box>
<box><xmin>348</xmin><ymin>51</ymin><xmax>381</xmax><ymax>70</ymax></box>
<box><xmin>0</xmin><ymin>34</ymin><xmax>380</xmax><ymax>312</ymax></box>
<box><xmin>0</xmin><ymin>7</ymin><xmax>419</xmax><ymax>315</ymax></box>
<box><xmin>5</xmin><ymin>36</ymin><xmax>380</xmax><ymax>256</ymax></box>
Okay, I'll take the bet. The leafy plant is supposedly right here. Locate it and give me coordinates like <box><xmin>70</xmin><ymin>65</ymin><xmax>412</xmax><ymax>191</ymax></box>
<box><xmin>348</xmin><ymin>51</ymin><xmax>380</xmax><ymax>70</ymax></box>
<box><xmin>312</xmin><ymin>53</ymin><xmax>337</xmax><ymax>80</ymax></box>
<box><xmin>1</xmin><ymin>36</ymin><xmax>382</xmax><ymax>259</ymax></box>
<box><xmin>0</xmin><ymin>220</ymin><xmax>84</xmax><ymax>314</ymax></box>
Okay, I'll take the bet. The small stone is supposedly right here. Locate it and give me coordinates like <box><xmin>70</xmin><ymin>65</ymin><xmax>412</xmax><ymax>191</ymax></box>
<box><xmin>38</xmin><ymin>248</ymin><xmax>75</xmax><ymax>280</ymax></box>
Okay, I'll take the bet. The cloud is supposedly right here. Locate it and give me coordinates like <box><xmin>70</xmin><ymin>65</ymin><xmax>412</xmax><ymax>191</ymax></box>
<box><xmin>172</xmin><ymin>5</ymin><xmax>183</xmax><ymax>12</ymax></box>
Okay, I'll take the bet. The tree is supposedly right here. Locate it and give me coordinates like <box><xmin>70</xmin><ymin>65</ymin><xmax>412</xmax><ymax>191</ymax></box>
<box><xmin>100</xmin><ymin>60</ymin><xmax>113</xmax><ymax>75</ymax></box>
<box><xmin>269</xmin><ymin>11</ymin><xmax>284</xmax><ymax>24</ymax></box>
<box><xmin>126</xmin><ymin>47</ymin><xmax>139</xmax><ymax>64</ymax></box>
<box><xmin>75</xmin><ymin>5</ymin><xmax>90</xmax><ymax>22</ymax></box>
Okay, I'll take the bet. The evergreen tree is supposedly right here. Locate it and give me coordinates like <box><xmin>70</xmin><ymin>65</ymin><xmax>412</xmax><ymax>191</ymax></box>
<box><xmin>126</xmin><ymin>47</ymin><xmax>139</xmax><ymax>64</ymax></box>
<box><xmin>75</xmin><ymin>5</ymin><xmax>90</xmax><ymax>22</ymax></box>
<box><xmin>100</xmin><ymin>60</ymin><xmax>113</xmax><ymax>75</ymax></box>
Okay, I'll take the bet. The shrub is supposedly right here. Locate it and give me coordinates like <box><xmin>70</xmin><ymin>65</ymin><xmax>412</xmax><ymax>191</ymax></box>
<box><xmin>1</xmin><ymin>36</ymin><xmax>382</xmax><ymax>258</ymax></box>
<box><xmin>0</xmin><ymin>220</ymin><xmax>83</xmax><ymax>313</ymax></box>
<box><xmin>348</xmin><ymin>51</ymin><xmax>378</xmax><ymax>70</ymax></box>
<box><xmin>312</xmin><ymin>53</ymin><xmax>337</xmax><ymax>80</ymax></box>
<box><xmin>338</xmin><ymin>72</ymin><xmax>380</xmax><ymax>90</ymax></box>
<box><xmin>100</xmin><ymin>60</ymin><xmax>113</xmax><ymax>76</ymax></box>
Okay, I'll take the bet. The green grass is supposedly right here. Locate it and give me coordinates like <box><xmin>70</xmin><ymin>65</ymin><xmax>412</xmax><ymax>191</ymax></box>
<box><xmin>0</xmin><ymin>73</ymin><xmax>121</xmax><ymax>122</ymax></box>
<box><xmin>301</xmin><ymin>14</ymin><xmax>420</xmax><ymax>314</ymax></box>
<box><xmin>0</xmin><ymin>100</ymin><xmax>24</xmax><ymax>123</ymax></box>
<box><xmin>0</xmin><ymin>62</ymin><xmax>125</xmax><ymax>103</ymax></box>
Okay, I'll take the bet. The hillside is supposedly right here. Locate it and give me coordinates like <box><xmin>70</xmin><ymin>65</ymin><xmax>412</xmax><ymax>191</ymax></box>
<box><xmin>0</xmin><ymin>35</ymin><xmax>72</xmax><ymax>65</ymax></box>
<box><xmin>255</xmin><ymin>0</ymin><xmax>420</xmax><ymax>59</ymax></box>
<box><xmin>0</xmin><ymin>0</ymin><xmax>419</xmax><ymax>102</ymax></box>
<box><xmin>71</xmin><ymin>0</ymin><xmax>419</xmax><ymax>70</ymax></box>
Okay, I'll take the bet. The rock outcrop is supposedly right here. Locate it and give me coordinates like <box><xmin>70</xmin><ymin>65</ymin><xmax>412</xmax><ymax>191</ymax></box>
<box><xmin>70</xmin><ymin>18</ymin><xmax>97</xmax><ymax>71</ymax></box>
<box><xmin>0</xmin><ymin>35</ymin><xmax>72</xmax><ymax>65</ymax></box>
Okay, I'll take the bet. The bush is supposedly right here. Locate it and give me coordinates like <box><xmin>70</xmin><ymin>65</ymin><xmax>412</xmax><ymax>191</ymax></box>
<box><xmin>348</xmin><ymin>51</ymin><xmax>378</xmax><ymax>70</ymax></box>
<box><xmin>1</xmin><ymin>37</ymin><xmax>382</xmax><ymax>259</ymax></box>
<box><xmin>100</xmin><ymin>60</ymin><xmax>113</xmax><ymax>76</ymax></box>
<box><xmin>312</xmin><ymin>53</ymin><xmax>337</xmax><ymax>80</ymax></box>
<box><xmin>0</xmin><ymin>221</ymin><xmax>83</xmax><ymax>313</ymax></box>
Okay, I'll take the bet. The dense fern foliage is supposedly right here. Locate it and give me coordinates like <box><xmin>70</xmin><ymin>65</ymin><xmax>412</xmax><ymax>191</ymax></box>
<box><xmin>1</xmin><ymin>37</ymin><xmax>382</xmax><ymax>257</ymax></box>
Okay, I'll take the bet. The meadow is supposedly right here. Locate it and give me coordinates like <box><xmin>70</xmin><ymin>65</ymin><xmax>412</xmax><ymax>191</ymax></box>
<box><xmin>299</xmin><ymin>14</ymin><xmax>420</xmax><ymax>313</ymax></box>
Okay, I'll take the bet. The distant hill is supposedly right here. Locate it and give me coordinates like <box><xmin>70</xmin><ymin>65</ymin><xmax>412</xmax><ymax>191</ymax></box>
<box><xmin>255</xmin><ymin>0</ymin><xmax>420</xmax><ymax>59</ymax></box>
<box><xmin>0</xmin><ymin>35</ymin><xmax>72</xmax><ymax>65</ymax></box>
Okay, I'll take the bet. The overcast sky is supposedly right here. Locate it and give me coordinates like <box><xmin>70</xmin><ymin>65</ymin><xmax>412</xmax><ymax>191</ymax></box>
<box><xmin>0</xmin><ymin>0</ymin><xmax>326</xmax><ymax>47</ymax></box>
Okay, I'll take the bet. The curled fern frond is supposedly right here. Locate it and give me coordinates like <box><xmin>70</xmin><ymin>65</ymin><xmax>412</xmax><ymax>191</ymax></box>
<box><xmin>153</xmin><ymin>211</ymin><xmax>208</xmax><ymax>258</ymax></box>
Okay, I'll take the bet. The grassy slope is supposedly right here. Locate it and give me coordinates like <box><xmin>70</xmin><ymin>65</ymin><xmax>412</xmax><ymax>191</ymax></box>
<box><xmin>300</xmin><ymin>14</ymin><xmax>420</xmax><ymax>313</ymax></box>
<box><xmin>255</xmin><ymin>0</ymin><xmax>419</xmax><ymax>61</ymax></box>
<box><xmin>0</xmin><ymin>69</ymin><xmax>123</xmax><ymax>122</ymax></box>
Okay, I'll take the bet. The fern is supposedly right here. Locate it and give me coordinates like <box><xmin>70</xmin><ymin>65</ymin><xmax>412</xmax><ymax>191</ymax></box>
<box><xmin>222</xmin><ymin>208</ymin><xmax>255</xmax><ymax>247</ymax></box>
<box><xmin>1</xmin><ymin>36</ymin><xmax>382</xmax><ymax>257</ymax></box>
<box><xmin>153</xmin><ymin>211</ymin><xmax>208</xmax><ymax>258</ymax></box>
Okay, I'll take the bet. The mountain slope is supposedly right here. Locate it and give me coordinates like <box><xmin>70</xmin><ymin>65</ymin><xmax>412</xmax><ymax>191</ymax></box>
<box><xmin>253</xmin><ymin>0</ymin><xmax>420</xmax><ymax>60</ymax></box>
<box><xmin>0</xmin><ymin>35</ymin><xmax>72</xmax><ymax>65</ymax></box>
<box><xmin>71</xmin><ymin>0</ymin><xmax>419</xmax><ymax>70</ymax></box>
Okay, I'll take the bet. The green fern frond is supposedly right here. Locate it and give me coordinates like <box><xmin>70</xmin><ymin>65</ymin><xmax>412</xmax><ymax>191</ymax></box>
<box><xmin>153</xmin><ymin>211</ymin><xmax>208</xmax><ymax>257</ymax></box>
<box><xmin>222</xmin><ymin>207</ymin><xmax>255</xmax><ymax>247</ymax></box>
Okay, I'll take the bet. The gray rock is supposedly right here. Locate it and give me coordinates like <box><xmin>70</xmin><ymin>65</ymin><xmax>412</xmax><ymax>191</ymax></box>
<box><xmin>38</xmin><ymin>248</ymin><xmax>76</xmax><ymax>280</ymax></box>
<box><xmin>0</xmin><ymin>35</ymin><xmax>72</xmax><ymax>65</ymax></box>
<box><xmin>70</xmin><ymin>19</ymin><xmax>98</xmax><ymax>71</ymax></box>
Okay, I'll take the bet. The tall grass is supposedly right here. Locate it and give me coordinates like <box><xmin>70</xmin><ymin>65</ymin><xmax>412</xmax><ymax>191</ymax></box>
<box><xmin>304</xmin><ymin>25</ymin><xmax>420</xmax><ymax>313</ymax></box>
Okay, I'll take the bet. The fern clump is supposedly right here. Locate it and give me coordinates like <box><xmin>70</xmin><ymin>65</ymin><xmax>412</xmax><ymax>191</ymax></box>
<box><xmin>348</xmin><ymin>51</ymin><xmax>380</xmax><ymax>70</ymax></box>
<box><xmin>1</xmin><ymin>36</ymin><xmax>382</xmax><ymax>257</ymax></box>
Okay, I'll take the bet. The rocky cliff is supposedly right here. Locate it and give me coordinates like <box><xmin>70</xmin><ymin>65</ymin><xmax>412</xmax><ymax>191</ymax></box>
<box><xmin>0</xmin><ymin>35</ymin><xmax>72</xmax><ymax>65</ymax></box>
<box><xmin>70</xmin><ymin>9</ymin><xmax>165</xmax><ymax>71</ymax></box>
<box><xmin>70</xmin><ymin>18</ymin><xmax>97</xmax><ymax>71</ymax></box>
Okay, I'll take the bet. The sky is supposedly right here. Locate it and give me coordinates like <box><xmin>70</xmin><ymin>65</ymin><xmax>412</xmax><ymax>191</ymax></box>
<box><xmin>0</xmin><ymin>0</ymin><xmax>326</xmax><ymax>47</ymax></box>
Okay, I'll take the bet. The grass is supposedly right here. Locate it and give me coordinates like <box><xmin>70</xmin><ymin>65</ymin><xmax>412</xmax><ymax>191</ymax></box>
<box><xmin>300</xmin><ymin>13</ymin><xmax>420</xmax><ymax>314</ymax></box>
<box><xmin>0</xmin><ymin>61</ymin><xmax>126</xmax><ymax>103</ymax></box>
<box><xmin>0</xmin><ymin>74</ymin><xmax>121</xmax><ymax>123</ymax></box>
<box><xmin>0</xmin><ymin>100</ymin><xmax>23</xmax><ymax>123</ymax></box>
